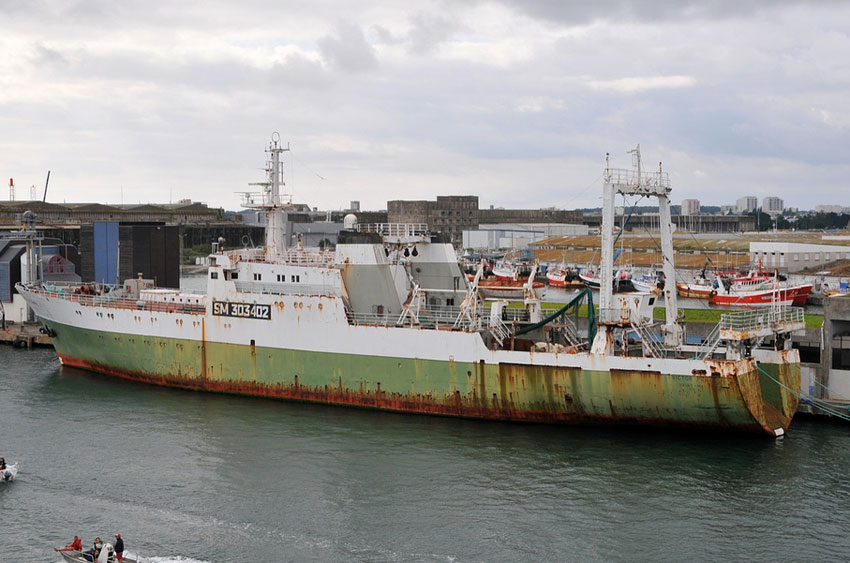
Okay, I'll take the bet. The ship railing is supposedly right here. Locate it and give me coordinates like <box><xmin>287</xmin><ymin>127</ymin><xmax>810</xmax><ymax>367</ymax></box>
<box><xmin>719</xmin><ymin>307</ymin><xmax>805</xmax><ymax>334</ymax></box>
<box><xmin>629</xmin><ymin>322</ymin><xmax>667</xmax><ymax>359</ymax></box>
<box><xmin>358</xmin><ymin>223</ymin><xmax>429</xmax><ymax>237</ymax></box>
<box><xmin>347</xmin><ymin>309</ymin><xmax>460</xmax><ymax>328</ymax></box>
<box><xmin>345</xmin><ymin>311</ymin><xmax>398</xmax><ymax>327</ymax></box>
<box><xmin>221</xmin><ymin>248</ymin><xmax>264</xmax><ymax>262</ymax></box>
<box><xmin>285</xmin><ymin>250</ymin><xmax>336</xmax><ymax>265</ymax></box>
<box><xmin>606</xmin><ymin>167</ymin><xmax>670</xmax><ymax>191</ymax></box>
<box><xmin>549</xmin><ymin>311</ymin><xmax>583</xmax><ymax>348</ymax></box>
<box><xmin>693</xmin><ymin>323</ymin><xmax>722</xmax><ymax>360</ymax></box>
<box><xmin>29</xmin><ymin>285</ymin><xmax>207</xmax><ymax>314</ymax></box>
<box><xmin>488</xmin><ymin>317</ymin><xmax>512</xmax><ymax>347</ymax></box>
<box><xmin>222</xmin><ymin>249</ymin><xmax>336</xmax><ymax>267</ymax></box>
<box><xmin>345</xmin><ymin>304</ymin><xmax>528</xmax><ymax>331</ymax></box>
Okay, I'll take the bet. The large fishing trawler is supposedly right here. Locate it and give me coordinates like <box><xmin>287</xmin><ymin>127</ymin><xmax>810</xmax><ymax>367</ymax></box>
<box><xmin>18</xmin><ymin>137</ymin><xmax>804</xmax><ymax>435</ymax></box>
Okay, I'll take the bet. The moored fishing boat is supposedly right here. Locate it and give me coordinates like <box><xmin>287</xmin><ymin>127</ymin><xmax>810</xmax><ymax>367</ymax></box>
<box><xmin>491</xmin><ymin>261</ymin><xmax>518</xmax><ymax>281</ymax></box>
<box><xmin>477</xmin><ymin>278</ymin><xmax>544</xmax><ymax>299</ymax></box>
<box><xmin>630</xmin><ymin>272</ymin><xmax>662</xmax><ymax>294</ymax></box>
<box><xmin>17</xmin><ymin>139</ymin><xmax>804</xmax><ymax>436</ymax></box>
<box><xmin>545</xmin><ymin>266</ymin><xmax>567</xmax><ymax>287</ymax></box>
<box><xmin>676</xmin><ymin>279</ymin><xmax>713</xmax><ymax>298</ymax></box>
<box><xmin>579</xmin><ymin>268</ymin><xmax>633</xmax><ymax>292</ymax></box>
<box><xmin>709</xmin><ymin>280</ymin><xmax>813</xmax><ymax>308</ymax></box>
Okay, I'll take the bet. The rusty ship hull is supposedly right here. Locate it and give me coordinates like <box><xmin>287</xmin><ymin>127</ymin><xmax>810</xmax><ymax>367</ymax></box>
<box><xmin>18</xmin><ymin>286</ymin><xmax>800</xmax><ymax>435</ymax></box>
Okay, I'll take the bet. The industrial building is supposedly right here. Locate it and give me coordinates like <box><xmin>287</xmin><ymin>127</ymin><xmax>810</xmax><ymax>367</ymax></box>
<box><xmin>390</xmin><ymin>196</ymin><xmax>586</xmax><ymax>245</ymax></box>
<box><xmin>463</xmin><ymin>223</ymin><xmax>588</xmax><ymax>251</ymax></box>
<box><xmin>750</xmin><ymin>241</ymin><xmax>850</xmax><ymax>273</ymax></box>
<box><xmin>80</xmin><ymin>223</ymin><xmax>181</xmax><ymax>288</ymax></box>
<box><xmin>0</xmin><ymin>199</ymin><xmax>224</xmax><ymax>226</ymax></box>
<box><xmin>388</xmin><ymin>196</ymin><xmax>479</xmax><ymax>245</ymax></box>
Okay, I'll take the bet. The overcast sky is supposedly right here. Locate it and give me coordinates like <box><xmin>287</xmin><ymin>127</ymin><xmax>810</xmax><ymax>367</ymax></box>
<box><xmin>2</xmin><ymin>1</ymin><xmax>848</xmax><ymax>212</ymax></box>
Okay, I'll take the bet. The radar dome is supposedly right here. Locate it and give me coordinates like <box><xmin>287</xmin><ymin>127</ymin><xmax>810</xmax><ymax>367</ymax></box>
<box><xmin>343</xmin><ymin>213</ymin><xmax>358</xmax><ymax>230</ymax></box>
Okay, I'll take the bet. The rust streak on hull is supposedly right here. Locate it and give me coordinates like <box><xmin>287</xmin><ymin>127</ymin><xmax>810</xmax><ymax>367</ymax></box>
<box><xmin>58</xmin><ymin>353</ymin><xmax>780</xmax><ymax>434</ymax></box>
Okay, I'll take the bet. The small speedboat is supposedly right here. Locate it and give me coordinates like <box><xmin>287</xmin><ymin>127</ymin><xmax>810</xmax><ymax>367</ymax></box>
<box><xmin>56</xmin><ymin>543</ymin><xmax>138</xmax><ymax>563</ymax></box>
<box><xmin>1</xmin><ymin>462</ymin><xmax>17</xmax><ymax>482</ymax></box>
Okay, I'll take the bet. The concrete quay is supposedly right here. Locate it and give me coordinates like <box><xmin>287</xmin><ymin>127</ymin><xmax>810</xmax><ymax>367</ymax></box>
<box><xmin>0</xmin><ymin>322</ymin><xmax>53</xmax><ymax>348</ymax></box>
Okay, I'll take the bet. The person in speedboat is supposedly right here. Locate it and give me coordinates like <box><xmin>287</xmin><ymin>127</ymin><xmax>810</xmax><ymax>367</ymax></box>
<box><xmin>114</xmin><ymin>533</ymin><xmax>124</xmax><ymax>562</ymax></box>
<box><xmin>85</xmin><ymin>537</ymin><xmax>103</xmax><ymax>562</ymax></box>
<box><xmin>0</xmin><ymin>458</ymin><xmax>5</xmax><ymax>470</ymax></box>
<box><xmin>55</xmin><ymin>535</ymin><xmax>83</xmax><ymax>552</ymax></box>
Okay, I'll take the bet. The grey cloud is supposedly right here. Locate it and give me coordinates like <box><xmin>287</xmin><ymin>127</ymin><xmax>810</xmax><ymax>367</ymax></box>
<box><xmin>269</xmin><ymin>54</ymin><xmax>333</xmax><ymax>90</ymax></box>
<box><xmin>490</xmin><ymin>0</ymin><xmax>847</xmax><ymax>25</ymax></box>
<box><xmin>1</xmin><ymin>0</ymin><xmax>117</xmax><ymax>22</ymax></box>
<box><xmin>30</xmin><ymin>43</ymin><xmax>69</xmax><ymax>68</ymax></box>
<box><xmin>408</xmin><ymin>13</ymin><xmax>460</xmax><ymax>54</ymax></box>
<box><xmin>31</xmin><ymin>44</ymin><xmax>269</xmax><ymax>96</ymax></box>
<box><xmin>317</xmin><ymin>22</ymin><xmax>378</xmax><ymax>73</ymax></box>
<box><xmin>372</xmin><ymin>25</ymin><xmax>404</xmax><ymax>45</ymax></box>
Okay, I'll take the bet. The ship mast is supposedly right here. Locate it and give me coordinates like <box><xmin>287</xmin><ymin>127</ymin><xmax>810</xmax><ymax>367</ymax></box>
<box><xmin>244</xmin><ymin>132</ymin><xmax>291</xmax><ymax>263</ymax></box>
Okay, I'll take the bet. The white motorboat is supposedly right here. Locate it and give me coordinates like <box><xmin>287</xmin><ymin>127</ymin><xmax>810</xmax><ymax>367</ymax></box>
<box><xmin>630</xmin><ymin>272</ymin><xmax>662</xmax><ymax>294</ymax></box>
<box><xmin>1</xmin><ymin>462</ymin><xmax>17</xmax><ymax>482</ymax></box>
<box><xmin>56</xmin><ymin>543</ymin><xmax>138</xmax><ymax>563</ymax></box>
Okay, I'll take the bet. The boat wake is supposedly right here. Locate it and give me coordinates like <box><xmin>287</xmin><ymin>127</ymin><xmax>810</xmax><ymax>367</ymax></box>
<box><xmin>139</xmin><ymin>556</ymin><xmax>211</xmax><ymax>563</ymax></box>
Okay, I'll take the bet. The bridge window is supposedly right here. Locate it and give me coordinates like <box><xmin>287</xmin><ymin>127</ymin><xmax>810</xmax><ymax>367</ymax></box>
<box><xmin>210</xmin><ymin>271</ymin><xmax>218</xmax><ymax>279</ymax></box>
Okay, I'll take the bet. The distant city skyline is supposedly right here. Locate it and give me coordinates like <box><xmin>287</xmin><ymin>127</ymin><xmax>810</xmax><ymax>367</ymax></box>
<box><xmin>2</xmin><ymin>1</ymin><xmax>849</xmax><ymax>212</ymax></box>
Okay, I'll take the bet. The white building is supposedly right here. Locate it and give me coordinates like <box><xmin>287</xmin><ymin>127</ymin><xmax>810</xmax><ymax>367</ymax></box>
<box><xmin>762</xmin><ymin>196</ymin><xmax>784</xmax><ymax>216</ymax></box>
<box><xmin>736</xmin><ymin>196</ymin><xmax>757</xmax><ymax>214</ymax></box>
<box><xmin>815</xmin><ymin>205</ymin><xmax>850</xmax><ymax>214</ymax></box>
<box><xmin>750</xmin><ymin>241</ymin><xmax>850</xmax><ymax>272</ymax></box>
<box><xmin>680</xmin><ymin>199</ymin><xmax>700</xmax><ymax>215</ymax></box>
<box><xmin>462</xmin><ymin>223</ymin><xmax>588</xmax><ymax>250</ymax></box>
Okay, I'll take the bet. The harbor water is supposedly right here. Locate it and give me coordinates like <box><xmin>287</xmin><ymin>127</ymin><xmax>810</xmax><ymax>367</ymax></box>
<box><xmin>2</xmin><ymin>345</ymin><xmax>850</xmax><ymax>562</ymax></box>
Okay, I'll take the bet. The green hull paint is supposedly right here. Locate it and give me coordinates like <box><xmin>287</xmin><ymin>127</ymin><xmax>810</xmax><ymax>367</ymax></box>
<box><xmin>46</xmin><ymin>320</ymin><xmax>797</xmax><ymax>433</ymax></box>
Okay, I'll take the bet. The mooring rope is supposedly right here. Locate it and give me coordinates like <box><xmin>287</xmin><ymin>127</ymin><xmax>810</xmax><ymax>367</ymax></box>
<box><xmin>755</xmin><ymin>364</ymin><xmax>850</xmax><ymax>422</ymax></box>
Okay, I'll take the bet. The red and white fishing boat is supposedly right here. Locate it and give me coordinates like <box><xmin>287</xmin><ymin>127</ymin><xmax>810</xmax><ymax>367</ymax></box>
<box><xmin>546</xmin><ymin>267</ymin><xmax>568</xmax><ymax>287</ymax></box>
<box><xmin>729</xmin><ymin>269</ymin><xmax>775</xmax><ymax>290</ymax></box>
<box><xmin>710</xmin><ymin>280</ymin><xmax>813</xmax><ymax>308</ymax></box>
<box><xmin>492</xmin><ymin>261</ymin><xmax>518</xmax><ymax>282</ymax></box>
